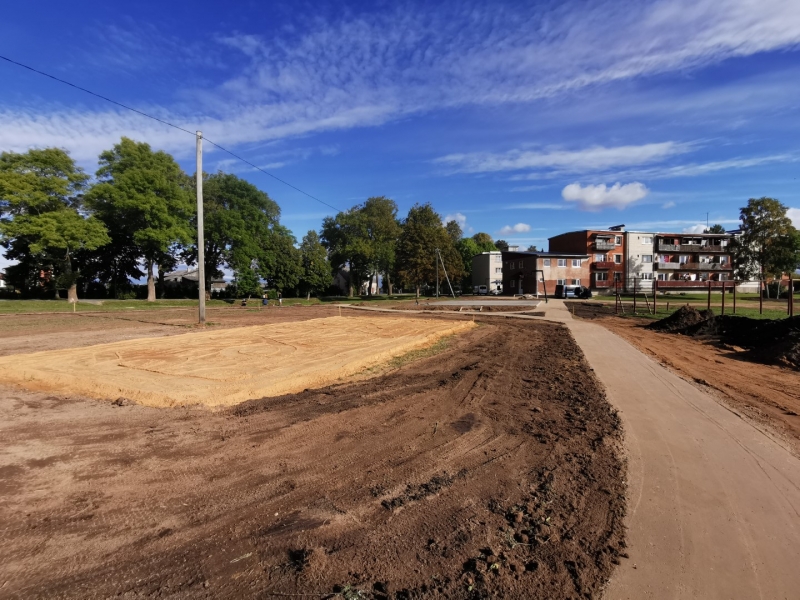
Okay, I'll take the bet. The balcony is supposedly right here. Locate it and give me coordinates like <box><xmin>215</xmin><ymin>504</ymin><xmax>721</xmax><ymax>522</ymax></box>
<box><xmin>697</xmin><ymin>262</ymin><xmax>733</xmax><ymax>270</ymax></box>
<box><xmin>658</xmin><ymin>280</ymin><xmax>728</xmax><ymax>289</ymax></box>
<box><xmin>593</xmin><ymin>280</ymin><xmax>612</xmax><ymax>288</ymax></box>
<box><xmin>594</xmin><ymin>241</ymin><xmax>616</xmax><ymax>251</ymax></box>
<box><xmin>658</xmin><ymin>243</ymin><xmax>680</xmax><ymax>252</ymax></box>
<box><xmin>656</xmin><ymin>262</ymin><xmax>680</xmax><ymax>269</ymax></box>
<box><xmin>592</xmin><ymin>261</ymin><xmax>615</xmax><ymax>269</ymax></box>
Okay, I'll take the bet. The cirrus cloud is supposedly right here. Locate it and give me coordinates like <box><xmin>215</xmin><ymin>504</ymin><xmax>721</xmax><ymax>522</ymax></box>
<box><xmin>561</xmin><ymin>182</ymin><xmax>649</xmax><ymax>211</ymax></box>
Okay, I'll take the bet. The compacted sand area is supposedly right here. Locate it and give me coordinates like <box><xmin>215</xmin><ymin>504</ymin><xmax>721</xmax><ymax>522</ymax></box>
<box><xmin>0</xmin><ymin>315</ymin><xmax>472</xmax><ymax>408</ymax></box>
<box><xmin>0</xmin><ymin>308</ymin><xmax>626</xmax><ymax>599</ymax></box>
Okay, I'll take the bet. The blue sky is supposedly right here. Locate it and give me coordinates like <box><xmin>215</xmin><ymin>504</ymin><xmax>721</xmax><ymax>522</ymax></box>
<box><xmin>2</xmin><ymin>0</ymin><xmax>800</xmax><ymax>268</ymax></box>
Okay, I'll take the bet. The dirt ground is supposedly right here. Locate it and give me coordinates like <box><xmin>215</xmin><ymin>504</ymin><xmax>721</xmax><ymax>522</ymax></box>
<box><xmin>571</xmin><ymin>301</ymin><xmax>800</xmax><ymax>456</ymax></box>
<box><xmin>0</xmin><ymin>316</ymin><xmax>472</xmax><ymax>408</ymax></box>
<box><xmin>0</xmin><ymin>308</ymin><xmax>626</xmax><ymax>599</ymax></box>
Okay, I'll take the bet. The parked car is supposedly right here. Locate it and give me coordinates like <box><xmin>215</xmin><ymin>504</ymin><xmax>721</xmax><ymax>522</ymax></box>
<box><xmin>554</xmin><ymin>284</ymin><xmax>592</xmax><ymax>299</ymax></box>
<box><xmin>476</xmin><ymin>285</ymin><xmax>488</xmax><ymax>295</ymax></box>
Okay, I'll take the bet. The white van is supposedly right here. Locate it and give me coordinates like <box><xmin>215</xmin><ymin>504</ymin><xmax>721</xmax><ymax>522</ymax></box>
<box><xmin>555</xmin><ymin>284</ymin><xmax>591</xmax><ymax>299</ymax></box>
<box><xmin>476</xmin><ymin>285</ymin><xmax>488</xmax><ymax>295</ymax></box>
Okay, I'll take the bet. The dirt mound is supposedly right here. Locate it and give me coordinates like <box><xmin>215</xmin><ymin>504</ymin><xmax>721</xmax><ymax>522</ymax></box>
<box><xmin>650</xmin><ymin>308</ymin><xmax>800</xmax><ymax>370</ymax></box>
<box><xmin>647</xmin><ymin>305</ymin><xmax>713</xmax><ymax>332</ymax></box>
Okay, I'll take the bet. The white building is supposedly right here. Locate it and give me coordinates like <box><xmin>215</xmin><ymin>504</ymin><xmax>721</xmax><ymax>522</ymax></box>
<box><xmin>624</xmin><ymin>231</ymin><xmax>656</xmax><ymax>292</ymax></box>
<box><xmin>471</xmin><ymin>251</ymin><xmax>503</xmax><ymax>294</ymax></box>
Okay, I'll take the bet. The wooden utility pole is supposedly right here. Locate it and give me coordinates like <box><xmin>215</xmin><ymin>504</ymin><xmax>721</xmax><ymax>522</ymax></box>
<box><xmin>653</xmin><ymin>277</ymin><xmax>658</xmax><ymax>315</ymax></box>
<box><xmin>435</xmin><ymin>248</ymin><xmax>439</xmax><ymax>298</ymax></box>
<box><xmin>759</xmin><ymin>279</ymin><xmax>763</xmax><ymax>315</ymax></box>
<box><xmin>196</xmin><ymin>131</ymin><xmax>206</xmax><ymax>324</ymax></box>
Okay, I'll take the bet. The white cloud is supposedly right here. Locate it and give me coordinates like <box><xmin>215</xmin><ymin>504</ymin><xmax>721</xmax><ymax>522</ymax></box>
<box><xmin>610</xmin><ymin>154</ymin><xmax>797</xmax><ymax>180</ymax></box>
<box><xmin>4</xmin><ymin>1</ymin><xmax>800</xmax><ymax>163</ymax></box>
<box><xmin>436</xmin><ymin>142</ymin><xmax>691</xmax><ymax>176</ymax></box>
<box><xmin>662</xmin><ymin>201</ymin><xmax>677</xmax><ymax>209</ymax></box>
<box><xmin>787</xmin><ymin>208</ymin><xmax>800</xmax><ymax>228</ymax></box>
<box><xmin>442</xmin><ymin>212</ymin><xmax>468</xmax><ymax>228</ymax></box>
<box><xmin>497</xmin><ymin>223</ymin><xmax>532</xmax><ymax>236</ymax></box>
<box><xmin>683</xmin><ymin>224</ymin><xmax>709</xmax><ymax>233</ymax></box>
<box><xmin>562</xmin><ymin>182</ymin><xmax>649</xmax><ymax>211</ymax></box>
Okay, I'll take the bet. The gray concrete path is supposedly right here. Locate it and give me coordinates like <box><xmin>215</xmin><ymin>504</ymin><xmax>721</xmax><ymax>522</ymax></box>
<box><xmin>541</xmin><ymin>299</ymin><xmax>800</xmax><ymax>599</ymax></box>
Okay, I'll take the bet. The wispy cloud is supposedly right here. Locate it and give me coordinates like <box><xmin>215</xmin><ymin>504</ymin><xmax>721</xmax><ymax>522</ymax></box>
<box><xmin>610</xmin><ymin>154</ymin><xmax>797</xmax><ymax>180</ymax></box>
<box><xmin>436</xmin><ymin>142</ymin><xmax>691</xmax><ymax>176</ymax></box>
<box><xmin>3</xmin><ymin>0</ymin><xmax>800</xmax><ymax>162</ymax></box>
<box><xmin>662</xmin><ymin>201</ymin><xmax>676</xmax><ymax>209</ymax></box>
<box><xmin>562</xmin><ymin>182</ymin><xmax>649</xmax><ymax>211</ymax></box>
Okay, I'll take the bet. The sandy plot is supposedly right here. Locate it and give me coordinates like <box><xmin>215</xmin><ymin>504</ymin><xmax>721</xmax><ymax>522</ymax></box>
<box><xmin>0</xmin><ymin>316</ymin><xmax>473</xmax><ymax>408</ymax></box>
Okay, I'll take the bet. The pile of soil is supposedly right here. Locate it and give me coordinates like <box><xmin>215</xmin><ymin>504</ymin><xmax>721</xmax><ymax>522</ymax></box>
<box><xmin>646</xmin><ymin>305</ymin><xmax>713</xmax><ymax>333</ymax></box>
<box><xmin>649</xmin><ymin>307</ymin><xmax>800</xmax><ymax>369</ymax></box>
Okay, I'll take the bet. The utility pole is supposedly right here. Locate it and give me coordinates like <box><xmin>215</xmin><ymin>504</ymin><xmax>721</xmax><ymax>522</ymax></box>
<box><xmin>435</xmin><ymin>248</ymin><xmax>439</xmax><ymax>298</ymax></box>
<box><xmin>196</xmin><ymin>131</ymin><xmax>206</xmax><ymax>323</ymax></box>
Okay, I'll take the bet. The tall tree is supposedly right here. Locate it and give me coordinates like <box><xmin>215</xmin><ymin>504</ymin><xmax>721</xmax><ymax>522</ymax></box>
<box><xmin>396</xmin><ymin>203</ymin><xmax>463</xmax><ymax>297</ymax></box>
<box><xmin>260</xmin><ymin>225</ymin><xmax>302</xmax><ymax>294</ymax></box>
<box><xmin>299</xmin><ymin>230</ymin><xmax>332</xmax><ymax>300</ymax></box>
<box><xmin>705</xmin><ymin>224</ymin><xmax>727</xmax><ymax>234</ymax></box>
<box><xmin>359</xmin><ymin>196</ymin><xmax>402</xmax><ymax>295</ymax></box>
<box><xmin>86</xmin><ymin>138</ymin><xmax>194</xmax><ymax>301</ymax></box>
<box><xmin>527</xmin><ymin>244</ymin><xmax>539</xmax><ymax>251</ymax></box>
<box><xmin>184</xmin><ymin>171</ymin><xmax>281</xmax><ymax>294</ymax></box>
<box><xmin>494</xmin><ymin>239</ymin><xmax>510</xmax><ymax>252</ymax></box>
<box><xmin>456</xmin><ymin>237</ymin><xmax>482</xmax><ymax>289</ymax></box>
<box><xmin>731</xmin><ymin>197</ymin><xmax>800</xmax><ymax>287</ymax></box>
<box><xmin>472</xmin><ymin>232</ymin><xmax>496</xmax><ymax>250</ymax></box>
<box><xmin>0</xmin><ymin>148</ymin><xmax>109</xmax><ymax>300</ymax></box>
<box><xmin>445</xmin><ymin>220</ymin><xmax>463</xmax><ymax>245</ymax></box>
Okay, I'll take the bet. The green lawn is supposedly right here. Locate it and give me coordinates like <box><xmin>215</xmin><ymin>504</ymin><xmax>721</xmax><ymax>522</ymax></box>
<box><xmin>0</xmin><ymin>294</ymin><xmax>421</xmax><ymax>314</ymax></box>
<box><xmin>590</xmin><ymin>303</ymin><xmax>790</xmax><ymax>321</ymax></box>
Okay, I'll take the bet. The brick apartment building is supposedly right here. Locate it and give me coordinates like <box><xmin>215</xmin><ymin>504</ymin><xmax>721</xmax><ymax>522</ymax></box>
<box><xmin>548</xmin><ymin>228</ymin><xmax>626</xmax><ymax>292</ymax></box>
<box><xmin>501</xmin><ymin>251</ymin><xmax>589</xmax><ymax>296</ymax></box>
<box><xmin>654</xmin><ymin>233</ymin><xmax>734</xmax><ymax>290</ymax></box>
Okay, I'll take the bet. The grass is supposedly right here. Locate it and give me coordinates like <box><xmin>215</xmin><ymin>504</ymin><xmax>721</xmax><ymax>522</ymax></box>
<box><xmin>593</xmin><ymin>303</ymin><xmax>790</xmax><ymax>321</ymax></box>
<box><xmin>0</xmin><ymin>294</ymin><xmax>425</xmax><ymax>314</ymax></box>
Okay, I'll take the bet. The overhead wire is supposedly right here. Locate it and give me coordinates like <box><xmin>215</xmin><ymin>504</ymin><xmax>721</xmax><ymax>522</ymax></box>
<box><xmin>0</xmin><ymin>54</ymin><xmax>342</xmax><ymax>213</ymax></box>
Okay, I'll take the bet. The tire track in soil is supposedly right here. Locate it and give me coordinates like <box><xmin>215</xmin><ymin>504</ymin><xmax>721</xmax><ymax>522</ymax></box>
<box><xmin>0</xmin><ymin>316</ymin><xmax>626</xmax><ymax>599</ymax></box>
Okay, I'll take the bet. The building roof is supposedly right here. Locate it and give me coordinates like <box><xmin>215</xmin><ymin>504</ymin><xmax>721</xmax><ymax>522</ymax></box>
<box><xmin>502</xmin><ymin>251</ymin><xmax>590</xmax><ymax>258</ymax></box>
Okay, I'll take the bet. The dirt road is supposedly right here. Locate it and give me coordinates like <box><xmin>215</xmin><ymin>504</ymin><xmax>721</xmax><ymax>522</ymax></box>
<box><xmin>538</xmin><ymin>300</ymin><xmax>800</xmax><ymax>599</ymax></box>
<box><xmin>0</xmin><ymin>311</ymin><xmax>626</xmax><ymax>599</ymax></box>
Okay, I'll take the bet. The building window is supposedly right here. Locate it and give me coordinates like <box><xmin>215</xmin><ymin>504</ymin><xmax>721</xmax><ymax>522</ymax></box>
<box><xmin>642</xmin><ymin>255</ymin><xmax>653</xmax><ymax>263</ymax></box>
<box><xmin>596</xmin><ymin>272</ymin><xmax>608</xmax><ymax>281</ymax></box>
<box><xmin>642</xmin><ymin>237</ymin><xmax>652</xmax><ymax>244</ymax></box>
<box><xmin>572</xmin><ymin>259</ymin><xmax>581</xmax><ymax>267</ymax></box>
<box><xmin>495</xmin><ymin>267</ymin><xmax>501</xmax><ymax>273</ymax></box>
<box><xmin>519</xmin><ymin>260</ymin><xmax>523</xmax><ymax>268</ymax></box>
<box><xmin>640</xmin><ymin>273</ymin><xmax>653</xmax><ymax>280</ymax></box>
<box><xmin>571</xmin><ymin>279</ymin><xmax>580</xmax><ymax>285</ymax></box>
<box><xmin>594</xmin><ymin>254</ymin><xmax>606</xmax><ymax>262</ymax></box>
<box><xmin>556</xmin><ymin>279</ymin><xmax>566</xmax><ymax>285</ymax></box>
<box><xmin>557</xmin><ymin>259</ymin><xmax>567</xmax><ymax>267</ymax></box>
<box><xmin>614</xmin><ymin>254</ymin><xmax>622</xmax><ymax>264</ymax></box>
<box><xmin>679</xmin><ymin>255</ymin><xmax>689</xmax><ymax>264</ymax></box>
<box><xmin>543</xmin><ymin>259</ymin><xmax>551</xmax><ymax>267</ymax></box>
<box><xmin>614</xmin><ymin>272</ymin><xmax>622</xmax><ymax>281</ymax></box>
<box><xmin>657</xmin><ymin>273</ymin><xmax>667</xmax><ymax>281</ymax></box>
<box><xmin>615</xmin><ymin>236</ymin><xmax>622</xmax><ymax>244</ymax></box>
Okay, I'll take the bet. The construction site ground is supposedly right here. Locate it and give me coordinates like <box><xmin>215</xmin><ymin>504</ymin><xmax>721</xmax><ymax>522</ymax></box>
<box><xmin>0</xmin><ymin>306</ymin><xmax>625</xmax><ymax>599</ymax></box>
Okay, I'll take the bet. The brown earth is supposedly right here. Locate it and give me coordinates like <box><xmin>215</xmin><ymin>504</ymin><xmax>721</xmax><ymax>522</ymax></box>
<box><xmin>0</xmin><ymin>310</ymin><xmax>626</xmax><ymax>599</ymax></box>
<box><xmin>571</xmin><ymin>302</ymin><xmax>800</xmax><ymax>456</ymax></box>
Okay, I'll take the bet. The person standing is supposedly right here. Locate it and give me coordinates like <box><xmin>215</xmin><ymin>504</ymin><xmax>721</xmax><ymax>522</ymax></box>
<box><xmin>278</xmin><ymin>291</ymin><xmax>282</xmax><ymax>307</ymax></box>
<box><xmin>262</xmin><ymin>293</ymin><xmax>268</xmax><ymax>307</ymax></box>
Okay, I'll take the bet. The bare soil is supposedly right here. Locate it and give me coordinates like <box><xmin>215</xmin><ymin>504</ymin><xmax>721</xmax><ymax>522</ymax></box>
<box><xmin>571</xmin><ymin>302</ymin><xmax>800</xmax><ymax>456</ymax></box>
<box><xmin>0</xmin><ymin>309</ymin><xmax>626</xmax><ymax>599</ymax></box>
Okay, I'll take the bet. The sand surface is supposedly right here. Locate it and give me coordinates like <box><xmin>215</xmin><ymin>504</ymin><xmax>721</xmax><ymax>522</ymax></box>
<box><xmin>0</xmin><ymin>315</ymin><xmax>473</xmax><ymax>407</ymax></box>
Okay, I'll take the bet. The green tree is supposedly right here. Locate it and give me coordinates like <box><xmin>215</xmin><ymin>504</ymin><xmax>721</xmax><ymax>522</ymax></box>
<box><xmin>0</xmin><ymin>148</ymin><xmax>109</xmax><ymax>300</ymax></box>
<box><xmin>186</xmin><ymin>171</ymin><xmax>281</xmax><ymax>294</ymax></box>
<box><xmin>455</xmin><ymin>237</ymin><xmax>482</xmax><ymax>289</ymax></box>
<box><xmin>445</xmin><ymin>220</ymin><xmax>463</xmax><ymax>245</ymax></box>
<box><xmin>86</xmin><ymin>138</ymin><xmax>194</xmax><ymax>301</ymax></box>
<box><xmin>396</xmin><ymin>203</ymin><xmax>463</xmax><ymax>297</ymax></box>
<box><xmin>299</xmin><ymin>230</ymin><xmax>332</xmax><ymax>300</ymax></box>
<box><xmin>233</xmin><ymin>263</ymin><xmax>261</xmax><ymax>298</ymax></box>
<box><xmin>527</xmin><ymin>244</ymin><xmax>539</xmax><ymax>251</ymax></box>
<box><xmin>321</xmin><ymin>211</ymin><xmax>366</xmax><ymax>297</ymax></box>
<box><xmin>260</xmin><ymin>225</ymin><xmax>302</xmax><ymax>294</ymax></box>
<box><xmin>705</xmin><ymin>224</ymin><xmax>727</xmax><ymax>234</ymax></box>
<box><xmin>731</xmin><ymin>198</ymin><xmax>800</xmax><ymax>291</ymax></box>
<box><xmin>472</xmin><ymin>232</ymin><xmax>496</xmax><ymax>251</ymax></box>
<box><xmin>359</xmin><ymin>196</ymin><xmax>402</xmax><ymax>295</ymax></box>
<box><xmin>494</xmin><ymin>239</ymin><xmax>510</xmax><ymax>251</ymax></box>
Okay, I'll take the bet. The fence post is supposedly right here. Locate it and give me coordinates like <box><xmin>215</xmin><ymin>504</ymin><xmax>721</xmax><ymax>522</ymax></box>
<box><xmin>721</xmin><ymin>282</ymin><xmax>725</xmax><ymax>315</ymax></box>
<box><xmin>633</xmin><ymin>277</ymin><xmax>637</xmax><ymax>314</ymax></box>
<box><xmin>707</xmin><ymin>280</ymin><xmax>711</xmax><ymax>311</ymax></box>
<box><xmin>653</xmin><ymin>277</ymin><xmax>658</xmax><ymax>315</ymax></box>
<box><xmin>733</xmin><ymin>281</ymin><xmax>737</xmax><ymax>314</ymax></box>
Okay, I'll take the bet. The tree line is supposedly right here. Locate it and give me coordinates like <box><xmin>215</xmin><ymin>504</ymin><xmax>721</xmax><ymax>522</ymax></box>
<box><xmin>0</xmin><ymin>139</ymin><xmax>510</xmax><ymax>301</ymax></box>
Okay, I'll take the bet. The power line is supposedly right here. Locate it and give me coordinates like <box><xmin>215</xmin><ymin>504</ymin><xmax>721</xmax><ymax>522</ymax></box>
<box><xmin>0</xmin><ymin>54</ymin><xmax>342</xmax><ymax>213</ymax></box>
